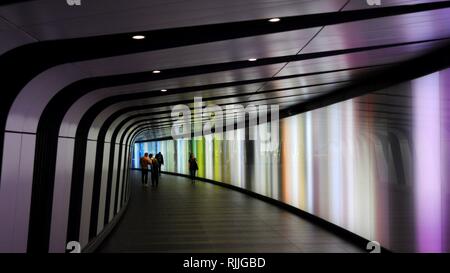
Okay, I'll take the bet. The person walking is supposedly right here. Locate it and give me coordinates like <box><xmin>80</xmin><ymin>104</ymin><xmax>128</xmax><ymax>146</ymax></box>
<box><xmin>155</xmin><ymin>152</ymin><xmax>164</xmax><ymax>176</ymax></box>
<box><xmin>188</xmin><ymin>153</ymin><xmax>198</xmax><ymax>184</ymax></box>
<box><xmin>150</xmin><ymin>154</ymin><xmax>159</xmax><ymax>187</ymax></box>
<box><xmin>140</xmin><ymin>153</ymin><xmax>151</xmax><ymax>187</ymax></box>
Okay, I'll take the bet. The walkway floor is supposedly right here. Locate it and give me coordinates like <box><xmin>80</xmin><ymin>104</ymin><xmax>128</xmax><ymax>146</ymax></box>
<box><xmin>98</xmin><ymin>171</ymin><xmax>364</xmax><ymax>253</ymax></box>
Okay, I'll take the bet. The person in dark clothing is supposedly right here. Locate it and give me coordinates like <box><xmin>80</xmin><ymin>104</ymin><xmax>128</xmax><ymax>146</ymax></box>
<box><xmin>188</xmin><ymin>153</ymin><xmax>198</xmax><ymax>184</ymax></box>
<box><xmin>155</xmin><ymin>152</ymin><xmax>164</xmax><ymax>176</ymax></box>
<box><xmin>149</xmin><ymin>154</ymin><xmax>159</xmax><ymax>187</ymax></box>
<box><xmin>140</xmin><ymin>153</ymin><xmax>151</xmax><ymax>187</ymax></box>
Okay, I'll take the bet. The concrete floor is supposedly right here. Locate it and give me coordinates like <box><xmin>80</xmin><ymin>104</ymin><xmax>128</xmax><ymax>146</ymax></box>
<box><xmin>98</xmin><ymin>171</ymin><xmax>364</xmax><ymax>253</ymax></box>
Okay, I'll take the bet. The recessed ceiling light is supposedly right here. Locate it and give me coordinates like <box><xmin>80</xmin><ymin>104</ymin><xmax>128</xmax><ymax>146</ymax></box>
<box><xmin>248</xmin><ymin>58</ymin><xmax>257</xmax><ymax>62</ymax></box>
<box><xmin>268</xmin><ymin>18</ymin><xmax>281</xmax><ymax>23</ymax></box>
<box><xmin>161</xmin><ymin>89</ymin><xmax>167</xmax><ymax>92</ymax></box>
<box><xmin>132</xmin><ymin>35</ymin><xmax>146</xmax><ymax>40</ymax></box>
<box><xmin>152</xmin><ymin>70</ymin><xmax>161</xmax><ymax>74</ymax></box>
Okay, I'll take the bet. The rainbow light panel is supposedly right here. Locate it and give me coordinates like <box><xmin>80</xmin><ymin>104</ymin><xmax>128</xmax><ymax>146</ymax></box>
<box><xmin>132</xmin><ymin>69</ymin><xmax>450</xmax><ymax>252</ymax></box>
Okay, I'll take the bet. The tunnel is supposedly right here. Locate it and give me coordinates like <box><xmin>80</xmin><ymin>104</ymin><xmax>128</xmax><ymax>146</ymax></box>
<box><xmin>1</xmin><ymin>0</ymin><xmax>450</xmax><ymax>255</ymax></box>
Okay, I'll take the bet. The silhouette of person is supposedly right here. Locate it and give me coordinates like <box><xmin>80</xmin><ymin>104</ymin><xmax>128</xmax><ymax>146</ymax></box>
<box><xmin>155</xmin><ymin>152</ymin><xmax>164</xmax><ymax>176</ymax></box>
<box><xmin>140</xmin><ymin>153</ymin><xmax>151</xmax><ymax>187</ymax></box>
<box><xmin>149</xmin><ymin>154</ymin><xmax>159</xmax><ymax>187</ymax></box>
<box><xmin>188</xmin><ymin>153</ymin><xmax>198</xmax><ymax>183</ymax></box>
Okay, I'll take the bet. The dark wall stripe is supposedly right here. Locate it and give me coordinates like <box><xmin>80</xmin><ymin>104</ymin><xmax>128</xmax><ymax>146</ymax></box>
<box><xmin>102</xmin><ymin>143</ymin><xmax>116</xmax><ymax>227</ymax></box>
<box><xmin>0</xmin><ymin>0</ymin><xmax>35</xmax><ymax>6</ymax></box>
<box><xmin>120</xmin><ymin>146</ymin><xmax>131</xmax><ymax>208</ymax></box>
<box><xmin>88</xmin><ymin>138</ymin><xmax>105</xmax><ymax>239</ymax></box>
<box><xmin>113</xmin><ymin>144</ymin><xmax>124</xmax><ymax>214</ymax></box>
<box><xmin>4</xmin><ymin>130</ymin><xmax>36</xmax><ymax>135</ymax></box>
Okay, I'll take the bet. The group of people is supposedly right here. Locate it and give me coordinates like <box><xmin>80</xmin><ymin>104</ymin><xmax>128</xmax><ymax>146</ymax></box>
<box><xmin>140</xmin><ymin>152</ymin><xmax>164</xmax><ymax>187</ymax></box>
<box><xmin>140</xmin><ymin>151</ymin><xmax>199</xmax><ymax>187</ymax></box>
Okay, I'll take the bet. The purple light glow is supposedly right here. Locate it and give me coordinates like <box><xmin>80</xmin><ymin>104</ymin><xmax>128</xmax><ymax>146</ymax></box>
<box><xmin>414</xmin><ymin>72</ymin><xmax>442</xmax><ymax>252</ymax></box>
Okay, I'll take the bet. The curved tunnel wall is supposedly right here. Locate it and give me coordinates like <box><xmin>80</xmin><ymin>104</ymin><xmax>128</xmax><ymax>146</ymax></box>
<box><xmin>133</xmin><ymin>69</ymin><xmax>450</xmax><ymax>253</ymax></box>
<box><xmin>1</xmin><ymin>3</ymin><xmax>450</xmax><ymax>253</ymax></box>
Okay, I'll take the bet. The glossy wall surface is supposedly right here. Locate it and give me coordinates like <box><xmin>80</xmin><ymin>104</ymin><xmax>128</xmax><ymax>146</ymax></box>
<box><xmin>134</xmin><ymin>68</ymin><xmax>450</xmax><ymax>253</ymax></box>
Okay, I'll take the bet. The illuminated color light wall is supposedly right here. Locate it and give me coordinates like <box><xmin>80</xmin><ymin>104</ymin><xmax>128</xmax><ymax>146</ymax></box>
<box><xmin>133</xmin><ymin>69</ymin><xmax>450</xmax><ymax>252</ymax></box>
